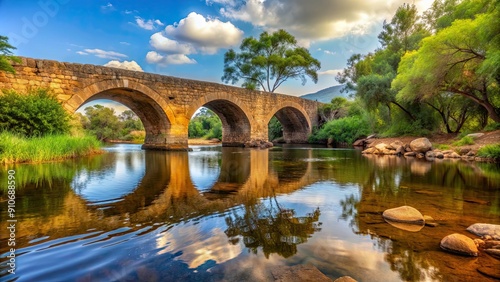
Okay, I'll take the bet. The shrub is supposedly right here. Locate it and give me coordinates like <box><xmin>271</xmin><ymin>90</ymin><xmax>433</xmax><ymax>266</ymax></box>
<box><xmin>476</xmin><ymin>144</ymin><xmax>500</xmax><ymax>159</ymax></box>
<box><xmin>309</xmin><ymin>116</ymin><xmax>370</xmax><ymax>144</ymax></box>
<box><xmin>0</xmin><ymin>88</ymin><xmax>70</xmax><ymax>137</ymax></box>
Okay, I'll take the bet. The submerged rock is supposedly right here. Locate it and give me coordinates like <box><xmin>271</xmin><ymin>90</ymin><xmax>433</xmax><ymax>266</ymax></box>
<box><xmin>382</xmin><ymin>206</ymin><xmax>424</xmax><ymax>224</ymax></box>
<box><xmin>467</xmin><ymin>223</ymin><xmax>500</xmax><ymax>240</ymax></box>
<box><xmin>334</xmin><ymin>276</ymin><xmax>357</xmax><ymax>282</ymax></box>
<box><xmin>477</xmin><ymin>266</ymin><xmax>500</xmax><ymax>279</ymax></box>
<box><xmin>386</xmin><ymin>220</ymin><xmax>425</xmax><ymax>232</ymax></box>
<box><xmin>271</xmin><ymin>264</ymin><xmax>332</xmax><ymax>282</ymax></box>
<box><xmin>485</xmin><ymin>249</ymin><xmax>500</xmax><ymax>259</ymax></box>
<box><xmin>440</xmin><ymin>233</ymin><xmax>479</xmax><ymax>256</ymax></box>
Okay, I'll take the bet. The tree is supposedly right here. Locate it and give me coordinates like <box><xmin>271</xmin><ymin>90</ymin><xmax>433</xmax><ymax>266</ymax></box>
<box><xmin>83</xmin><ymin>105</ymin><xmax>122</xmax><ymax>141</ymax></box>
<box><xmin>0</xmin><ymin>89</ymin><xmax>70</xmax><ymax>136</ymax></box>
<box><xmin>393</xmin><ymin>4</ymin><xmax>500</xmax><ymax>123</ymax></box>
<box><xmin>222</xmin><ymin>29</ymin><xmax>321</xmax><ymax>93</ymax></box>
<box><xmin>0</xmin><ymin>35</ymin><xmax>20</xmax><ymax>73</ymax></box>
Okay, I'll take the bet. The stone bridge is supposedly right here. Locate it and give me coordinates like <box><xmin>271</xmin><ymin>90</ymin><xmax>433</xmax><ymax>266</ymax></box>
<box><xmin>0</xmin><ymin>57</ymin><xmax>321</xmax><ymax>150</ymax></box>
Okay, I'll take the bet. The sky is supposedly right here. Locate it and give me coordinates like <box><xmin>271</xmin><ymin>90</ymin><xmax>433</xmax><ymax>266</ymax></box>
<box><xmin>0</xmin><ymin>0</ymin><xmax>434</xmax><ymax>101</ymax></box>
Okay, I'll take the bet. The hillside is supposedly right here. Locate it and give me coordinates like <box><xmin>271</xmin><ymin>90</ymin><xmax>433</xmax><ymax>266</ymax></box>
<box><xmin>300</xmin><ymin>85</ymin><xmax>353</xmax><ymax>103</ymax></box>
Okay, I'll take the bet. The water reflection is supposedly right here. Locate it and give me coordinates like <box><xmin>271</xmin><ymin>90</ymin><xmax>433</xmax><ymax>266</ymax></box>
<box><xmin>0</xmin><ymin>146</ymin><xmax>499</xmax><ymax>281</ymax></box>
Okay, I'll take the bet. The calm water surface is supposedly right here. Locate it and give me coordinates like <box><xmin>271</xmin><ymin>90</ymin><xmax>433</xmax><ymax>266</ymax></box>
<box><xmin>1</xmin><ymin>144</ymin><xmax>499</xmax><ymax>281</ymax></box>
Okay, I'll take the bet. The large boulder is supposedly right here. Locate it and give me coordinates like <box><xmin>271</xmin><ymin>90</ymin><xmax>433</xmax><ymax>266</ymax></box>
<box><xmin>382</xmin><ymin>206</ymin><xmax>424</xmax><ymax>224</ymax></box>
<box><xmin>440</xmin><ymin>233</ymin><xmax>479</xmax><ymax>256</ymax></box>
<box><xmin>467</xmin><ymin>223</ymin><xmax>500</xmax><ymax>240</ymax></box>
<box><xmin>409</xmin><ymin>138</ymin><xmax>432</xmax><ymax>153</ymax></box>
<box><xmin>334</xmin><ymin>276</ymin><xmax>357</xmax><ymax>282</ymax></box>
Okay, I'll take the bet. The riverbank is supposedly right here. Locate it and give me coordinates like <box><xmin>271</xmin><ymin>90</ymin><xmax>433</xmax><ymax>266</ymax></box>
<box><xmin>359</xmin><ymin>130</ymin><xmax>500</xmax><ymax>162</ymax></box>
<box><xmin>0</xmin><ymin>132</ymin><xmax>102</xmax><ymax>164</ymax></box>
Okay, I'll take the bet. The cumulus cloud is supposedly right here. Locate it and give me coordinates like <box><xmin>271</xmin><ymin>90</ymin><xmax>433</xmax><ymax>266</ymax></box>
<box><xmin>136</xmin><ymin>16</ymin><xmax>164</xmax><ymax>30</ymax></box>
<box><xmin>146</xmin><ymin>51</ymin><xmax>197</xmax><ymax>65</ymax></box>
<box><xmin>216</xmin><ymin>0</ymin><xmax>425</xmax><ymax>44</ymax></box>
<box><xmin>147</xmin><ymin>12</ymin><xmax>243</xmax><ymax>66</ymax></box>
<box><xmin>104</xmin><ymin>60</ymin><xmax>144</xmax><ymax>72</ymax></box>
<box><xmin>78</xmin><ymin>49</ymin><xmax>128</xmax><ymax>60</ymax></box>
<box><xmin>318</xmin><ymin>69</ymin><xmax>343</xmax><ymax>76</ymax></box>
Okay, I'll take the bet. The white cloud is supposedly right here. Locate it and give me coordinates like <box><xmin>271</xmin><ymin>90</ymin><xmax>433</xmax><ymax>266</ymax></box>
<box><xmin>76</xmin><ymin>51</ymin><xmax>88</xmax><ymax>55</ymax></box>
<box><xmin>101</xmin><ymin>2</ymin><xmax>115</xmax><ymax>12</ymax></box>
<box><xmin>120</xmin><ymin>41</ymin><xmax>130</xmax><ymax>45</ymax></box>
<box><xmin>324</xmin><ymin>50</ymin><xmax>336</xmax><ymax>55</ymax></box>
<box><xmin>146</xmin><ymin>51</ymin><xmax>197</xmax><ymax>65</ymax></box>
<box><xmin>147</xmin><ymin>12</ymin><xmax>243</xmax><ymax>66</ymax></box>
<box><xmin>216</xmin><ymin>0</ymin><xmax>427</xmax><ymax>44</ymax></box>
<box><xmin>136</xmin><ymin>16</ymin><xmax>164</xmax><ymax>30</ymax></box>
<box><xmin>83</xmin><ymin>48</ymin><xmax>127</xmax><ymax>59</ymax></box>
<box><xmin>318</xmin><ymin>69</ymin><xmax>343</xmax><ymax>76</ymax></box>
<box><xmin>104</xmin><ymin>60</ymin><xmax>144</xmax><ymax>72</ymax></box>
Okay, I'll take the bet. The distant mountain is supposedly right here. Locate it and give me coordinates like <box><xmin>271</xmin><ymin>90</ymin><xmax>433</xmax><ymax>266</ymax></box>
<box><xmin>300</xmin><ymin>85</ymin><xmax>353</xmax><ymax>103</ymax></box>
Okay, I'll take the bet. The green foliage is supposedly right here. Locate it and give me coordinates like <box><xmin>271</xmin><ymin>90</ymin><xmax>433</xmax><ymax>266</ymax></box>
<box><xmin>476</xmin><ymin>144</ymin><xmax>500</xmax><ymax>159</ymax></box>
<box><xmin>0</xmin><ymin>35</ymin><xmax>20</xmax><ymax>73</ymax></box>
<box><xmin>484</xmin><ymin>122</ymin><xmax>500</xmax><ymax>131</ymax></box>
<box><xmin>0</xmin><ymin>131</ymin><xmax>101</xmax><ymax>164</ymax></box>
<box><xmin>452</xmin><ymin>136</ymin><xmax>475</xmax><ymax>146</ymax></box>
<box><xmin>188</xmin><ymin>108</ymin><xmax>223</xmax><ymax>140</ymax></box>
<box><xmin>268</xmin><ymin>116</ymin><xmax>283</xmax><ymax>141</ymax></box>
<box><xmin>309</xmin><ymin>116</ymin><xmax>370</xmax><ymax>145</ymax></box>
<box><xmin>222</xmin><ymin>29</ymin><xmax>320</xmax><ymax>92</ymax></box>
<box><xmin>0</xmin><ymin>89</ymin><xmax>71</xmax><ymax>137</ymax></box>
<box><xmin>80</xmin><ymin>105</ymin><xmax>145</xmax><ymax>142</ymax></box>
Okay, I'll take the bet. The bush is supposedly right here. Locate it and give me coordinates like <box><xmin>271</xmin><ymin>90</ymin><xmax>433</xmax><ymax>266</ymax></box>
<box><xmin>0</xmin><ymin>89</ymin><xmax>70</xmax><ymax>137</ymax></box>
<box><xmin>309</xmin><ymin>116</ymin><xmax>370</xmax><ymax>144</ymax></box>
<box><xmin>476</xmin><ymin>144</ymin><xmax>500</xmax><ymax>159</ymax></box>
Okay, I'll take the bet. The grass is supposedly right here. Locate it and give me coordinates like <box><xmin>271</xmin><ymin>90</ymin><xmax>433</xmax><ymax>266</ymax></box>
<box><xmin>477</xmin><ymin>144</ymin><xmax>500</xmax><ymax>159</ymax></box>
<box><xmin>434</xmin><ymin>143</ymin><xmax>450</xmax><ymax>150</ymax></box>
<box><xmin>452</xmin><ymin>136</ymin><xmax>475</xmax><ymax>146</ymax></box>
<box><xmin>0</xmin><ymin>131</ymin><xmax>102</xmax><ymax>164</ymax></box>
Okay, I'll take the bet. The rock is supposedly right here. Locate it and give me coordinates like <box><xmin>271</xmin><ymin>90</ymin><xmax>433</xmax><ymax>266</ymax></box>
<box><xmin>459</xmin><ymin>148</ymin><xmax>471</xmax><ymax>155</ymax></box>
<box><xmin>435</xmin><ymin>152</ymin><xmax>444</xmax><ymax>159</ymax></box>
<box><xmin>447</xmin><ymin>152</ymin><xmax>461</xmax><ymax>158</ymax></box>
<box><xmin>485</xmin><ymin>249</ymin><xmax>500</xmax><ymax>259</ymax></box>
<box><xmin>366</xmin><ymin>134</ymin><xmax>377</xmax><ymax>139</ymax></box>
<box><xmin>375</xmin><ymin>143</ymin><xmax>388</xmax><ymax>152</ymax></box>
<box><xmin>334</xmin><ymin>276</ymin><xmax>357</xmax><ymax>282</ymax></box>
<box><xmin>473</xmin><ymin>238</ymin><xmax>485</xmax><ymax>248</ymax></box>
<box><xmin>410</xmin><ymin>138</ymin><xmax>432</xmax><ymax>153</ymax></box>
<box><xmin>271</xmin><ymin>265</ymin><xmax>333</xmax><ymax>282</ymax></box>
<box><xmin>467</xmin><ymin>223</ymin><xmax>500</xmax><ymax>240</ymax></box>
<box><xmin>352</xmin><ymin>139</ymin><xmax>365</xmax><ymax>147</ymax></box>
<box><xmin>386</xmin><ymin>220</ymin><xmax>425</xmax><ymax>232</ymax></box>
<box><xmin>389</xmin><ymin>140</ymin><xmax>404</xmax><ymax>150</ymax></box>
<box><xmin>440</xmin><ymin>233</ymin><xmax>479</xmax><ymax>256</ymax></box>
<box><xmin>477</xmin><ymin>266</ymin><xmax>500</xmax><ymax>279</ymax></box>
<box><xmin>425</xmin><ymin>151</ymin><xmax>436</xmax><ymax>158</ymax></box>
<box><xmin>466</xmin><ymin>150</ymin><xmax>476</xmax><ymax>157</ymax></box>
<box><xmin>404</xmin><ymin>151</ymin><xmax>416</xmax><ymax>157</ymax></box>
<box><xmin>466</xmin><ymin>133</ymin><xmax>485</xmax><ymax>139</ymax></box>
<box><xmin>362</xmin><ymin>148</ymin><xmax>376</xmax><ymax>154</ymax></box>
<box><xmin>382</xmin><ymin>206</ymin><xmax>424</xmax><ymax>224</ymax></box>
<box><xmin>423</xmin><ymin>215</ymin><xmax>439</xmax><ymax>227</ymax></box>
<box><xmin>484</xmin><ymin>240</ymin><xmax>500</xmax><ymax>249</ymax></box>
<box><xmin>416</xmin><ymin>153</ymin><xmax>425</xmax><ymax>159</ymax></box>
<box><xmin>395</xmin><ymin>145</ymin><xmax>405</xmax><ymax>155</ymax></box>
<box><xmin>265</xmin><ymin>141</ymin><xmax>274</xmax><ymax>148</ymax></box>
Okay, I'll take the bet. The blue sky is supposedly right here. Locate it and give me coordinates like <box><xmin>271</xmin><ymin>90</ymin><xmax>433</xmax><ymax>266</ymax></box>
<box><xmin>0</xmin><ymin>0</ymin><xmax>433</xmax><ymax>99</ymax></box>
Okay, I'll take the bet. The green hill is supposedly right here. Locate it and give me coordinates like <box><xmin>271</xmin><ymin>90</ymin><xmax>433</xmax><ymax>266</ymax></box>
<box><xmin>300</xmin><ymin>85</ymin><xmax>353</xmax><ymax>103</ymax></box>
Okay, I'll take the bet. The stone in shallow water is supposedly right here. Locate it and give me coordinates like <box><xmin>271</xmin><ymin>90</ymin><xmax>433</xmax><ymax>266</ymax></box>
<box><xmin>485</xmin><ymin>249</ymin><xmax>500</xmax><ymax>259</ymax></box>
<box><xmin>382</xmin><ymin>206</ymin><xmax>424</xmax><ymax>224</ymax></box>
<box><xmin>440</xmin><ymin>233</ymin><xmax>479</xmax><ymax>256</ymax></box>
<box><xmin>271</xmin><ymin>265</ymin><xmax>332</xmax><ymax>282</ymax></box>
<box><xmin>334</xmin><ymin>276</ymin><xmax>357</xmax><ymax>282</ymax></box>
<box><xmin>477</xmin><ymin>266</ymin><xmax>500</xmax><ymax>279</ymax></box>
<box><xmin>466</xmin><ymin>223</ymin><xmax>500</xmax><ymax>240</ymax></box>
<box><xmin>386</xmin><ymin>220</ymin><xmax>425</xmax><ymax>232</ymax></box>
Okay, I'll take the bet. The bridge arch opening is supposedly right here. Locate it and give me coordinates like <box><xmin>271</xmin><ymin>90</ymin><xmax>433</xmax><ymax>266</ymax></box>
<box><xmin>189</xmin><ymin>96</ymin><xmax>252</xmax><ymax>147</ymax></box>
<box><xmin>73</xmin><ymin>85</ymin><xmax>172</xmax><ymax>149</ymax></box>
<box><xmin>269</xmin><ymin>106</ymin><xmax>311</xmax><ymax>143</ymax></box>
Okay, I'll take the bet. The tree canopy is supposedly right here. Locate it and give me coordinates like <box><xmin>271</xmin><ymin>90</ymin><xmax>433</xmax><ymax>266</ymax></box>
<box><xmin>222</xmin><ymin>29</ymin><xmax>320</xmax><ymax>93</ymax></box>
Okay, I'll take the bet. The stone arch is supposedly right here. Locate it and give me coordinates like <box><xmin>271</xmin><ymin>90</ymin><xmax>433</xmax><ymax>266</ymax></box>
<box><xmin>188</xmin><ymin>93</ymin><xmax>253</xmax><ymax>146</ymax></box>
<box><xmin>67</xmin><ymin>79</ymin><xmax>176</xmax><ymax>150</ymax></box>
<box><xmin>265</xmin><ymin>102</ymin><xmax>312</xmax><ymax>143</ymax></box>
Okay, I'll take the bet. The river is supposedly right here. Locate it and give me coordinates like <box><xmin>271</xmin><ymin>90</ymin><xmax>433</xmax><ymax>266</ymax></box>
<box><xmin>1</xmin><ymin>144</ymin><xmax>499</xmax><ymax>281</ymax></box>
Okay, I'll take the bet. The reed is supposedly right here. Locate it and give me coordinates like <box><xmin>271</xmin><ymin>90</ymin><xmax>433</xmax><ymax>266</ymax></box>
<box><xmin>0</xmin><ymin>131</ymin><xmax>102</xmax><ymax>164</ymax></box>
